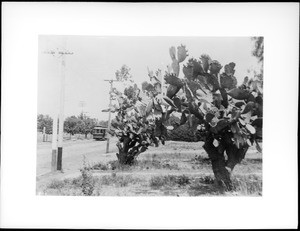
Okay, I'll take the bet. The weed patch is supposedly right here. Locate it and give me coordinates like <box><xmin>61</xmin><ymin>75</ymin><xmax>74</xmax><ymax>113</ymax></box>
<box><xmin>135</xmin><ymin>159</ymin><xmax>179</xmax><ymax>170</ymax></box>
<box><xmin>90</xmin><ymin>160</ymin><xmax>131</xmax><ymax>171</ymax></box>
<box><xmin>47</xmin><ymin>179</ymin><xmax>65</xmax><ymax>189</ymax></box>
<box><xmin>79</xmin><ymin>156</ymin><xmax>95</xmax><ymax>196</ymax></box>
<box><xmin>99</xmin><ymin>174</ymin><xmax>142</xmax><ymax>187</ymax></box>
<box><xmin>149</xmin><ymin>174</ymin><xmax>191</xmax><ymax>189</ymax></box>
<box><xmin>192</xmin><ymin>155</ymin><xmax>211</xmax><ymax>165</ymax></box>
<box><xmin>232</xmin><ymin>174</ymin><xmax>262</xmax><ymax>195</ymax></box>
<box><xmin>188</xmin><ymin>174</ymin><xmax>262</xmax><ymax>196</ymax></box>
<box><xmin>176</xmin><ymin>175</ymin><xmax>190</xmax><ymax>186</ymax></box>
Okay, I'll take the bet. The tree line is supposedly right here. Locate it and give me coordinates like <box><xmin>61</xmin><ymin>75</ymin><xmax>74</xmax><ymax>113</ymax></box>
<box><xmin>37</xmin><ymin>113</ymin><xmax>108</xmax><ymax>138</ymax></box>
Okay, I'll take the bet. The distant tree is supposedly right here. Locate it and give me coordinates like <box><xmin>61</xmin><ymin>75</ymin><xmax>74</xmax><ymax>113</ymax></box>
<box><xmin>75</xmin><ymin>119</ymin><xmax>86</xmax><ymax>136</ymax></box>
<box><xmin>123</xmin><ymin>83</ymin><xmax>140</xmax><ymax>100</ymax></box>
<box><xmin>168</xmin><ymin>113</ymin><xmax>180</xmax><ymax>128</ymax></box>
<box><xmin>37</xmin><ymin>114</ymin><xmax>53</xmax><ymax>134</ymax></box>
<box><xmin>98</xmin><ymin>120</ymin><xmax>108</xmax><ymax>127</ymax></box>
<box><xmin>141</xmin><ymin>81</ymin><xmax>154</xmax><ymax>92</ymax></box>
<box><xmin>251</xmin><ymin>37</ymin><xmax>264</xmax><ymax>63</ymax></box>
<box><xmin>251</xmin><ymin>37</ymin><xmax>264</xmax><ymax>83</ymax></box>
<box><xmin>166</xmin><ymin>114</ymin><xmax>203</xmax><ymax>142</ymax></box>
<box><xmin>82</xmin><ymin>116</ymin><xmax>98</xmax><ymax>138</ymax></box>
<box><xmin>78</xmin><ymin>112</ymin><xmax>85</xmax><ymax>120</ymax></box>
<box><xmin>64</xmin><ymin>114</ymin><xmax>98</xmax><ymax>138</ymax></box>
<box><xmin>64</xmin><ymin>116</ymin><xmax>80</xmax><ymax>136</ymax></box>
<box><xmin>115</xmin><ymin>65</ymin><xmax>133</xmax><ymax>82</ymax></box>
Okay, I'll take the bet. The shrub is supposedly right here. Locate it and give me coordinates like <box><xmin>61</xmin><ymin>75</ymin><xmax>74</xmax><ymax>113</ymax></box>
<box><xmin>47</xmin><ymin>179</ymin><xmax>65</xmax><ymax>189</ymax></box>
<box><xmin>232</xmin><ymin>174</ymin><xmax>262</xmax><ymax>195</ymax></box>
<box><xmin>100</xmin><ymin>174</ymin><xmax>141</xmax><ymax>187</ymax></box>
<box><xmin>167</xmin><ymin>123</ymin><xmax>201</xmax><ymax>142</ymax></box>
<box><xmin>175</xmin><ymin>175</ymin><xmax>190</xmax><ymax>186</ymax></box>
<box><xmin>192</xmin><ymin>155</ymin><xmax>211</xmax><ymax>165</ymax></box>
<box><xmin>150</xmin><ymin>175</ymin><xmax>191</xmax><ymax>189</ymax></box>
<box><xmin>91</xmin><ymin>162</ymin><xmax>109</xmax><ymax>171</ymax></box>
<box><xmin>150</xmin><ymin>175</ymin><xmax>176</xmax><ymax>188</ymax></box>
<box><xmin>198</xmin><ymin>175</ymin><xmax>215</xmax><ymax>184</ymax></box>
<box><xmin>80</xmin><ymin>156</ymin><xmax>95</xmax><ymax>196</ymax></box>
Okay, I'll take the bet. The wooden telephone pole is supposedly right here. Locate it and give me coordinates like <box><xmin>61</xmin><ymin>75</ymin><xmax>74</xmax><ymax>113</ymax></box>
<box><xmin>79</xmin><ymin>101</ymin><xmax>87</xmax><ymax>118</ymax></box>
<box><xmin>57</xmin><ymin>43</ymin><xmax>73</xmax><ymax>171</ymax></box>
<box><xmin>43</xmin><ymin>39</ymin><xmax>73</xmax><ymax>171</ymax></box>
<box><xmin>104</xmin><ymin>79</ymin><xmax>119</xmax><ymax>153</ymax></box>
<box><xmin>51</xmin><ymin>113</ymin><xmax>58</xmax><ymax>172</ymax></box>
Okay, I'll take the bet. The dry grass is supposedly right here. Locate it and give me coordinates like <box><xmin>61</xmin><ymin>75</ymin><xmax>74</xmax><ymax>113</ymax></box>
<box><xmin>39</xmin><ymin>140</ymin><xmax>262</xmax><ymax>196</ymax></box>
<box><xmin>42</xmin><ymin>171</ymin><xmax>262</xmax><ymax>196</ymax></box>
<box><xmin>150</xmin><ymin>174</ymin><xmax>191</xmax><ymax>188</ymax></box>
<box><xmin>188</xmin><ymin>174</ymin><xmax>262</xmax><ymax>196</ymax></box>
<box><xmin>99</xmin><ymin>174</ymin><xmax>143</xmax><ymax>187</ymax></box>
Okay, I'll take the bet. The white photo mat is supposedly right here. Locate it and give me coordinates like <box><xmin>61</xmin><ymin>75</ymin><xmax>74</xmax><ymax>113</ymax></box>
<box><xmin>1</xmin><ymin>2</ymin><xmax>298</xmax><ymax>229</ymax></box>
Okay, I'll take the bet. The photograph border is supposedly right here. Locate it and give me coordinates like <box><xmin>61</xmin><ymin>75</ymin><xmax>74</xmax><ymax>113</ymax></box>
<box><xmin>1</xmin><ymin>2</ymin><xmax>298</xmax><ymax>229</ymax></box>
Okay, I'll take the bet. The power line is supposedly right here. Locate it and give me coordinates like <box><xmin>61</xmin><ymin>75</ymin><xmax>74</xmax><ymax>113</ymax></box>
<box><xmin>43</xmin><ymin>50</ymin><xmax>74</xmax><ymax>57</ymax></box>
<box><xmin>79</xmin><ymin>101</ymin><xmax>88</xmax><ymax>116</ymax></box>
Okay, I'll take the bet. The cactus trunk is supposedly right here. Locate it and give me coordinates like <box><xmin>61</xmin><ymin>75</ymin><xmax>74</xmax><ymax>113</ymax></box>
<box><xmin>203</xmin><ymin>134</ymin><xmax>249</xmax><ymax>191</ymax></box>
<box><xmin>203</xmin><ymin>137</ymin><xmax>233</xmax><ymax>191</ymax></box>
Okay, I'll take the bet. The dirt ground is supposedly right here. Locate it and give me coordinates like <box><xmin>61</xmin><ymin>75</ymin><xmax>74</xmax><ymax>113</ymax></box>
<box><xmin>36</xmin><ymin>137</ymin><xmax>118</xmax><ymax>177</ymax></box>
<box><xmin>36</xmin><ymin>136</ymin><xmax>262</xmax><ymax>196</ymax></box>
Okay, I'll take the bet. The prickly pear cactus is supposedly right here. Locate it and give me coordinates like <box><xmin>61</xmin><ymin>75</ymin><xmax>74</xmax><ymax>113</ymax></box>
<box><xmin>167</xmin><ymin>44</ymin><xmax>189</xmax><ymax>77</ymax></box>
<box><xmin>109</xmin><ymin>64</ymin><xmax>182</xmax><ymax>165</ymax></box>
<box><xmin>110</xmin><ymin>44</ymin><xmax>263</xmax><ymax>191</ymax></box>
<box><xmin>147</xmin><ymin>44</ymin><xmax>263</xmax><ymax>190</ymax></box>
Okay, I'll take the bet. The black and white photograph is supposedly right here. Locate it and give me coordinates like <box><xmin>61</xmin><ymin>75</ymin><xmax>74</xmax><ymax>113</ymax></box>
<box><xmin>1</xmin><ymin>2</ymin><xmax>298</xmax><ymax>229</ymax></box>
<box><xmin>37</xmin><ymin>36</ymin><xmax>264</xmax><ymax>196</ymax></box>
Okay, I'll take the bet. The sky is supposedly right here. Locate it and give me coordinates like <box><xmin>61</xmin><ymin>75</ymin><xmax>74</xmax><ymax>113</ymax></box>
<box><xmin>38</xmin><ymin>36</ymin><xmax>261</xmax><ymax>121</ymax></box>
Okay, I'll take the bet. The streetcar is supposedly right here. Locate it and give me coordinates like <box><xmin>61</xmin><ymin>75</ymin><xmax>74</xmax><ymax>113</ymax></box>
<box><xmin>92</xmin><ymin>126</ymin><xmax>107</xmax><ymax>140</ymax></box>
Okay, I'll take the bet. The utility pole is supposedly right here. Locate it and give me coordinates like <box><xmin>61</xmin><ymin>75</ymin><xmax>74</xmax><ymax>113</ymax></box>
<box><xmin>43</xmin><ymin>38</ymin><xmax>73</xmax><ymax>172</ymax></box>
<box><xmin>57</xmin><ymin>40</ymin><xmax>73</xmax><ymax>171</ymax></box>
<box><xmin>51</xmin><ymin>113</ymin><xmax>58</xmax><ymax>172</ymax></box>
<box><xmin>57</xmin><ymin>51</ymin><xmax>65</xmax><ymax>171</ymax></box>
<box><xmin>104</xmin><ymin>79</ymin><xmax>118</xmax><ymax>153</ymax></box>
<box><xmin>79</xmin><ymin>101</ymin><xmax>87</xmax><ymax>119</ymax></box>
<box><xmin>42</xmin><ymin>127</ymin><xmax>46</xmax><ymax>142</ymax></box>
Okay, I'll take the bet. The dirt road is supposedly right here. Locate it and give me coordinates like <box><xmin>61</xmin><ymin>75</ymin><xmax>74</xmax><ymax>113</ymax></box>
<box><xmin>36</xmin><ymin>138</ymin><xmax>119</xmax><ymax>177</ymax></box>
